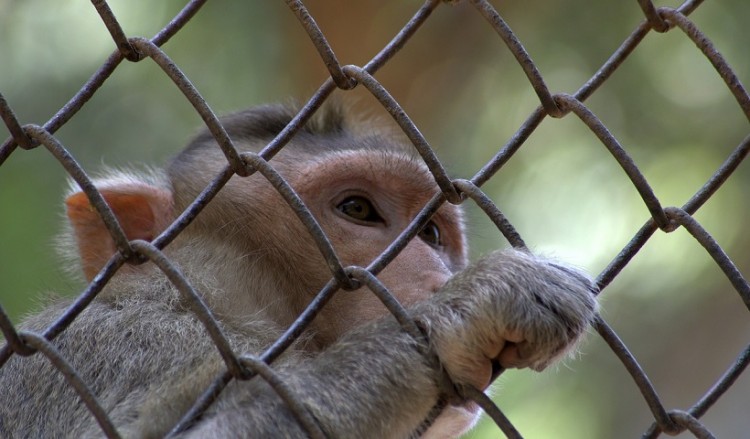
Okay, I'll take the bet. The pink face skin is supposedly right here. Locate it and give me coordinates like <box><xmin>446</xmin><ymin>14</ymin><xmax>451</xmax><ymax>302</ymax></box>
<box><xmin>292</xmin><ymin>150</ymin><xmax>467</xmax><ymax>346</ymax></box>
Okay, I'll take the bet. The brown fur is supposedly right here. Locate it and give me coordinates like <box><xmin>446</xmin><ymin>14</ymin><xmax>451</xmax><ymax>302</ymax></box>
<box><xmin>0</xmin><ymin>104</ymin><xmax>597</xmax><ymax>438</ymax></box>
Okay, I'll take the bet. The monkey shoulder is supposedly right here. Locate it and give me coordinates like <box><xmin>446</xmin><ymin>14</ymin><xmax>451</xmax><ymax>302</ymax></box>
<box><xmin>0</xmin><ymin>280</ymin><xmax>293</xmax><ymax>438</ymax></box>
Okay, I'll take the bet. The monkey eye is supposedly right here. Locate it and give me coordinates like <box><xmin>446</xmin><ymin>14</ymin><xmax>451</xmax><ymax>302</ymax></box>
<box><xmin>418</xmin><ymin>221</ymin><xmax>441</xmax><ymax>247</ymax></box>
<box><xmin>336</xmin><ymin>196</ymin><xmax>384</xmax><ymax>224</ymax></box>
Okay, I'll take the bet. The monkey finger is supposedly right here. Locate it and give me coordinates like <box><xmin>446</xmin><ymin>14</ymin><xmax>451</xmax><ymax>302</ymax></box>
<box><xmin>496</xmin><ymin>342</ymin><xmax>524</xmax><ymax>369</ymax></box>
<box><xmin>495</xmin><ymin>340</ymin><xmax>544</xmax><ymax>370</ymax></box>
<box><xmin>503</xmin><ymin>329</ymin><xmax>525</xmax><ymax>344</ymax></box>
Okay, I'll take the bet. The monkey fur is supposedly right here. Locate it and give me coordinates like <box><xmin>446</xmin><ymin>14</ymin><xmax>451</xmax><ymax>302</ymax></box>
<box><xmin>0</xmin><ymin>104</ymin><xmax>597</xmax><ymax>438</ymax></box>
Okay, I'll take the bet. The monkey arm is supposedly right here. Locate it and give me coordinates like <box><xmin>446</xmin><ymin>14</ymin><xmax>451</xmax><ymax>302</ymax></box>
<box><xmin>0</xmin><ymin>251</ymin><xmax>593</xmax><ymax>438</ymax></box>
<box><xmin>182</xmin><ymin>249</ymin><xmax>597</xmax><ymax>439</ymax></box>
<box><xmin>182</xmin><ymin>316</ymin><xmax>445</xmax><ymax>438</ymax></box>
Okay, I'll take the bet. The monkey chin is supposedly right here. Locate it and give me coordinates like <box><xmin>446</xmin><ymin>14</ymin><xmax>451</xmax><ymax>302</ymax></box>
<box><xmin>421</xmin><ymin>403</ymin><xmax>481</xmax><ymax>439</ymax></box>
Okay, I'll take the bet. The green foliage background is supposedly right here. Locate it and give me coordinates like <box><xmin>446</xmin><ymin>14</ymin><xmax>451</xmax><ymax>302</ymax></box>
<box><xmin>1</xmin><ymin>1</ymin><xmax>749</xmax><ymax>437</ymax></box>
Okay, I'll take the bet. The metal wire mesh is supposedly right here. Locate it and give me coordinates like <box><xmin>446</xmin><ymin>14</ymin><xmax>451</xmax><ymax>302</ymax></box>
<box><xmin>0</xmin><ymin>0</ymin><xmax>748</xmax><ymax>438</ymax></box>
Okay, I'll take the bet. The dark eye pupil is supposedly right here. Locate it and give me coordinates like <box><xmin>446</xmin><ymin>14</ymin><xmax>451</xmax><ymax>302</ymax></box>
<box><xmin>337</xmin><ymin>196</ymin><xmax>381</xmax><ymax>222</ymax></box>
<box><xmin>419</xmin><ymin>222</ymin><xmax>441</xmax><ymax>247</ymax></box>
<box><xmin>343</xmin><ymin>200</ymin><xmax>368</xmax><ymax>218</ymax></box>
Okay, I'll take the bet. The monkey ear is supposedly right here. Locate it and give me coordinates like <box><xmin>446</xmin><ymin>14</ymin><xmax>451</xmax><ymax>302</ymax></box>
<box><xmin>65</xmin><ymin>183</ymin><xmax>174</xmax><ymax>282</ymax></box>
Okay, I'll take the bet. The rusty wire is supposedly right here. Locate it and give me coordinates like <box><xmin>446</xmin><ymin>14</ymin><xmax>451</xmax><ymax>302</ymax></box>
<box><xmin>0</xmin><ymin>0</ymin><xmax>748</xmax><ymax>438</ymax></box>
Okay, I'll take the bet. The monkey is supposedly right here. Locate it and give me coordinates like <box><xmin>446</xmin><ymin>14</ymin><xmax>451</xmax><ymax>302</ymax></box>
<box><xmin>0</xmin><ymin>103</ymin><xmax>597</xmax><ymax>438</ymax></box>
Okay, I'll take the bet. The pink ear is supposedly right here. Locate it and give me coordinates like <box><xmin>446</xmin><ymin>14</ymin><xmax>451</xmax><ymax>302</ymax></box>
<box><xmin>65</xmin><ymin>184</ymin><xmax>174</xmax><ymax>282</ymax></box>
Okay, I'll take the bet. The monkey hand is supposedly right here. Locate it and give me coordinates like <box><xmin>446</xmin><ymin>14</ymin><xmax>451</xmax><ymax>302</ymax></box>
<box><xmin>415</xmin><ymin>249</ymin><xmax>598</xmax><ymax>393</ymax></box>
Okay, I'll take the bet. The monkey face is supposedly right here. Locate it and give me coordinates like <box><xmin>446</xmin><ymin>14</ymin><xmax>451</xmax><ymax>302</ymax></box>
<box><xmin>291</xmin><ymin>149</ymin><xmax>467</xmax><ymax>344</ymax></box>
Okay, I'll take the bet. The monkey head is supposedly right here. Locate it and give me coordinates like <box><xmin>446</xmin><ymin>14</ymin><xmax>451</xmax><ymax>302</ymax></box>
<box><xmin>65</xmin><ymin>104</ymin><xmax>468</xmax><ymax>348</ymax></box>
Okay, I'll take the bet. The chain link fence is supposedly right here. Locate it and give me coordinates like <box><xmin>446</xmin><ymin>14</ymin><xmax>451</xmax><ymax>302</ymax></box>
<box><xmin>1</xmin><ymin>0</ymin><xmax>748</xmax><ymax>437</ymax></box>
